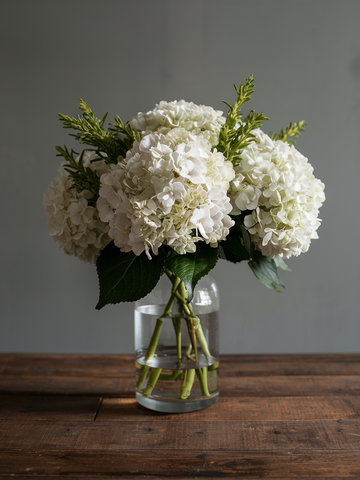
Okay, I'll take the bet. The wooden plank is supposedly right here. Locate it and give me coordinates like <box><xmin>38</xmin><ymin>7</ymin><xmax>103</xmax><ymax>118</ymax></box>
<box><xmin>1</xmin><ymin>419</ymin><xmax>360</xmax><ymax>452</ymax></box>
<box><xmin>98</xmin><ymin>396</ymin><xmax>360</xmax><ymax>422</ymax></box>
<box><xmin>0</xmin><ymin>375</ymin><xmax>134</xmax><ymax>396</ymax></box>
<box><xmin>0</xmin><ymin>478</ymin><xmax>356</xmax><ymax>480</ymax></box>
<box><xmin>0</xmin><ymin>396</ymin><xmax>101</xmax><ymax>421</ymax></box>
<box><xmin>0</xmin><ymin>354</ymin><xmax>134</xmax><ymax>377</ymax></box>
<box><xmin>2</xmin><ymin>375</ymin><xmax>360</xmax><ymax>397</ymax></box>
<box><xmin>2</xmin><ymin>353</ymin><xmax>360</xmax><ymax>377</ymax></box>
<box><xmin>0</xmin><ymin>478</ymin><xmax>355</xmax><ymax>480</ymax></box>
<box><xmin>219</xmin><ymin>375</ymin><xmax>360</xmax><ymax>397</ymax></box>
<box><xmin>218</xmin><ymin>354</ymin><xmax>360</xmax><ymax>377</ymax></box>
<box><xmin>1</xmin><ymin>450</ymin><xmax>360</xmax><ymax>476</ymax></box>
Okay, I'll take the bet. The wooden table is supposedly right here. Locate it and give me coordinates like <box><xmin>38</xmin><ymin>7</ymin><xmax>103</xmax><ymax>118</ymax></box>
<box><xmin>1</xmin><ymin>353</ymin><xmax>360</xmax><ymax>477</ymax></box>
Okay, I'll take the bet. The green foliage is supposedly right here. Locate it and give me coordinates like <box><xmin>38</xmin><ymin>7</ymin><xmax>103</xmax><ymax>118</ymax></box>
<box><xmin>56</xmin><ymin>146</ymin><xmax>100</xmax><ymax>202</ymax></box>
<box><xmin>220</xmin><ymin>215</ymin><xmax>252</xmax><ymax>263</ymax></box>
<box><xmin>165</xmin><ymin>242</ymin><xmax>219</xmax><ymax>303</ymax></box>
<box><xmin>220</xmin><ymin>215</ymin><xmax>288</xmax><ymax>290</ymax></box>
<box><xmin>95</xmin><ymin>242</ymin><xmax>167</xmax><ymax>309</ymax></box>
<box><xmin>274</xmin><ymin>256</ymin><xmax>291</xmax><ymax>272</ymax></box>
<box><xmin>269</xmin><ymin>120</ymin><xmax>307</xmax><ymax>145</ymax></box>
<box><xmin>109</xmin><ymin>116</ymin><xmax>141</xmax><ymax>153</ymax></box>
<box><xmin>220</xmin><ymin>233</ymin><xmax>250</xmax><ymax>263</ymax></box>
<box><xmin>217</xmin><ymin>75</ymin><xmax>268</xmax><ymax>165</ymax></box>
<box><xmin>58</xmin><ymin>99</ymin><xmax>137</xmax><ymax>162</ymax></box>
<box><xmin>249</xmin><ymin>251</ymin><xmax>285</xmax><ymax>292</ymax></box>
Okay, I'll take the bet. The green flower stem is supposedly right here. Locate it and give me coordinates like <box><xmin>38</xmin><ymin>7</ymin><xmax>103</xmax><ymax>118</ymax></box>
<box><xmin>163</xmin><ymin>276</ymin><xmax>181</xmax><ymax>317</ymax></box>
<box><xmin>195</xmin><ymin>367</ymin><xmax>210</xmax><ymax>397</ymax></box>
<box><xmin>145</xmin><ymin>317</ymin><xmax>164</xmax><ymax>364</ymax></box>
<box><xmin>177</xmin><ymin>282</ymin><xmax>198</xmax><ymax>361</ymax></box>
<box><xmin>172</xmin><ymin>317</ymin><xmax>182</xmax><ymax>363</ymax></box>
<box><xmin>191</xmin><ymin>316</ymin><xmax>212</xmax><ymax>359</ymax></box>
<box><xmin>136</xmin><ymin>365</ymin><xmax>150</xmax><ymax>391</ymax></box>
<box><xmin>142</xmin><ymin>368</ymin><xmax>162</xmax><ymax>396</ymax></box>
<box><xmin>179</xmin><ymin>369</ymin><xmax>196</xmax><ymax>399</ymax></box>
<box><xmin>208</xmin><ymin>360</ymin><xmax>219</xmax><ymax>371</ymax></box>
<box><xmin>186</xmin><ymin>317</ymin><xmax>198</xmax><ymax>362</ymax></box>
<box><xmin>175</xmin><ymin>281</ymin><xmax>213</xmax><ymax>361</ymax></box>
<box><xmin>143</xmin><ymin>275</ymin><xmax>182</xmax><ymax>365</ymax></box>
<box><xmin>137</xmin><ymin>275</ymin><xmax>183</xmax><ymax>391</ymax></box>
<box><xmin>137</xmin><ymin>273</ymin><xmax>214</xmax><ymax>401</ymax></box>
<box><xmin>166</xmin><ymin>272</ymin><xmax>183</xmax><ymax>364</ymax></box>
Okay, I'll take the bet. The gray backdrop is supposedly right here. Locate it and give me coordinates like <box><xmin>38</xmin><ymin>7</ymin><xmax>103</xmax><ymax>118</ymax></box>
<box><xmin>1</xmin><ymin>0</ymin><xmax>359</xmax><ymax>354</ymax></box>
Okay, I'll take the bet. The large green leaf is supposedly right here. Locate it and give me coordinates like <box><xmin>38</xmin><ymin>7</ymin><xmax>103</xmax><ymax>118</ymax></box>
<box><xmin>220</xmin><ymin>215</ymin><xmax>254</xmax><ymax>263</ymax></box>
<box><xmin>220</xmin><ymin>230</ymin><xmax>250</xmax><ymax>263</ymax></box>
<box><xmin>239</xmin><ymin>224</ymin><xmax>253</xmax><ymax>257</ymax></box>
<box><xmin>274</xmin><ymin>256</ymin><xmax>292</xmax><ymax>272</ymax></box>
<box><xmin>95</xmin><ymin>242</ymin><xmax>166</xmax><ymax>309</ymax></box>
<box><xmin>249</xmin><ymin>251</ymin><xmax>285</xmax><ymax>292</ymax></box>
<box><xmin>165</xmin><ymin>242</ymin><xmax>219</xmax><ymax>303</ymax></box>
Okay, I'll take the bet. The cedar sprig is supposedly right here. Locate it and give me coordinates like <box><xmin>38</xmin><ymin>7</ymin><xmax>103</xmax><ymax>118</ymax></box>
<box><xmin>269</xmin><ymin>120</ymin><xmax>307</xmax><ymax>145</ymax></box>
<box><xmin>56</xmin><ymin>146</ymin><xmax>101</xmax><ymax>203</ymax></box>
<box><xmin>109</xmin><ymin>116</ymin><xmax>141</xmax><ymax>154</ymax></box>
<box><xmin>217</xmin><ymin>75</ymin><xmax>268</xmax><ymax>165</ymax></box>
<box><xmin>58</xmin><ymin>99</ymin><xmax>135</xmax><ymax>162</ymax></box>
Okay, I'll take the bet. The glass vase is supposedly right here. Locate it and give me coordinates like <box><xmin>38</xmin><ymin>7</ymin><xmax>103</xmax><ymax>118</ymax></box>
<box><xmin>134</xmin><ymin>273</ymin><xmax>219</xmax><ymax>413</ymax></box>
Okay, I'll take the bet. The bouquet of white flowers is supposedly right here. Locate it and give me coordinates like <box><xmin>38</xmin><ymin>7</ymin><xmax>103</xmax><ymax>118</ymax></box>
<box><xmin>44</xmin><ymin>75</ymin><xmax>325</xmax><ymax>411</ymax></box>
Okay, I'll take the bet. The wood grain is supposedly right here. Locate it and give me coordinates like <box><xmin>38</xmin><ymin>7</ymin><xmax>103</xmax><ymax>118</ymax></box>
<box><xmin>2</xmin><ymin>374</ymin><xmax>360</xmax><ymax>397</ymax></box>
<box><xmin>2</xmin><ymin>353</ymin><xmax>360</xmax><ymax>376</ymax></box>
<box><xmin>2</xmin><ymin>353</ymin><xmax>360</xmax><ymax>477</ymax></box>
<box><xmin>220</xmin><ymin>375</ymin><xmax>360</xmax><ymax>397</ymax></box>
<box><xmin>0</xmin><ymin>396</ymin><xmax>101</xmax><ymax>421</ymax></box>
<box><xmin>98</xmin><ymin>396</ymin><xmax>360</xmax><ymax>421</ymax></box>
<box><xmin>1</xmin><ymin>449</ymin><xmax>360</xmax><ymax>476</ymax></box>
<box><xmin>1</xmin><ymin>419</ymin><xmax>360</xmax><ymax>451</ymax></box>
<box><xmin>0</xmin><ymin>354</ymin><xmax>133</xmax><ymax>377</ymax></box>
<box><xmin>0</xmin><ymin>375</ymin><xmax>134</xmax><ymax>396</ymax></box>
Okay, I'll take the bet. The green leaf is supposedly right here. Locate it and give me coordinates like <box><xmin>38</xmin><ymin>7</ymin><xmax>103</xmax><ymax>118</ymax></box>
<box><xmin>232</xmin><ymin>215</ymin><xmax>254</xmax><ymax>257</ymax></box>
<box><xmin>249</xmin><ymin>251</ymin><xmax>285</xmax><ymax>292</ymax></box>
<box><xmin>95</xmin><ymin>242</ymin><xmax>166</xmax><ymax>309</ymax></box>
<box><xmin>165</xmin><ymin>242</ymin><xmax>219</xmax><ymax>303</ymax></box>
<box><xmin>274</xmin><ymin>256</ymin><xmax>292</xmax><ymax>272</ymax></box>
<box><xmin>239</xmin><ymin>225</ymin><xmax>253</xmax><ymax>257</ymax></box>
<box><xmin>220</xmin><ymin>230</ymin><xmax>250</xmax><ymax>263</ymax></box>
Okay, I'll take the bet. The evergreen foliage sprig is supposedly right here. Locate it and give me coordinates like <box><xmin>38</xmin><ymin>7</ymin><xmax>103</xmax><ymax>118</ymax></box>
<box><xmin>269</xmin><ymin>120</ymin><xmax>307</xmax><ymax>145</ymax></box>
<box><xmin>109</xmin><ymin>116</ymin><xmax>140</xmax><ymax>153</ymax></box>
<box><xmin>56</xmin><ymin>146</ymin><xmax>101</xmax><ymax>203</ymax></box>
<box><xmin>58</xmin><ymin>99</ymin><xmax>137</xmax><ymax>162</ymax></box>
<box><xmin>216</xmin><ymin>75</ymin><xmax>268</xmax><ymax>165</ymax></box>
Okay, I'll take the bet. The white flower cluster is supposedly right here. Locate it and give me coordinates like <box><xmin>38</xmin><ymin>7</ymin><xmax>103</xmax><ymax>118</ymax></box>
<box><xmin>229</xmin><ymin>129</ymin><xmax>325</xmax><ymax>258</ymax></box>
<box><xmin>43</xmin><ymin>152</ymin><xmax>111</xmax><ymax>263</ymax></box>
<box><xmin>97</xmin><ymin>128</ymin><xmax>235</xmax><ymax>258</ymax></box>
<box><xmin>130</xmin><ymin>100</ymin><xmax>226</xmax><ymax>147</ymax></box>
<box><xmin>45</xmin><ymin>97</ymin><xmax>325</xmax><ymax>264</ymax></box>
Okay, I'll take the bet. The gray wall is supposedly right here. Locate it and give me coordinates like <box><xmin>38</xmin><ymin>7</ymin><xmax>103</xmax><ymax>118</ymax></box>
<box><xmin>1</xmin><ymin>0</ymin><xmax>359</xmax><ymax>354</ymax></box>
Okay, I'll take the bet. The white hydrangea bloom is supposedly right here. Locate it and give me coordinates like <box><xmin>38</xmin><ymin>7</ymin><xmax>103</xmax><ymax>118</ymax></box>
<box><xmin>97</xmin><ymin>128</ymin><xmax>235</xmax><ymax>258</ymax></box>
<box><xmin>129</xmin><ymin>100</ymin><xmax>226</xmax><ymax>147</ymax></box>
<box><xmin>229</xmin><ymin>129</ymin><xmax>325</xmax><ymax>258</ymax></box>
<box><xmin>43</xmin><ymin>151</ymin><xmax>111</xmax><ymax>263</ymax></box>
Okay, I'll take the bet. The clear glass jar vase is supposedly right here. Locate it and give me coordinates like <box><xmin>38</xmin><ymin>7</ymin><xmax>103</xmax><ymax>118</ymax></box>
<box><xmin>134</xmin><ymin>273</ymin><xmax>219</xmax><ymax>413</ymax></box>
